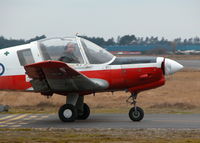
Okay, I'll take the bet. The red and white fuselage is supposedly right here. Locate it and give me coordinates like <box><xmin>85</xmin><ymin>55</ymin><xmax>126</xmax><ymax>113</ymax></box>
<box><xmin>0</xmin><ymin>37</ymin><xmax>183</xmax><ymax>95</ymax></box>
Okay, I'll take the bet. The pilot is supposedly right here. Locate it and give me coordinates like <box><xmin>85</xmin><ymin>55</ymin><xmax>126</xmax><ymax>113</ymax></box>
<box><xmin>59</xmin><ymin>42</ymin><xmax>79</xmax><ymax>63</ymax></box>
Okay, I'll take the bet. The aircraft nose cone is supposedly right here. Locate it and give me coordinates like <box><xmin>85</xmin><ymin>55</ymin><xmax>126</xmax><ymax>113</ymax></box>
<box><xmin>165</xmin><ymin>58</ymin><xmax>184</xmax><ymax>75</ymax></box>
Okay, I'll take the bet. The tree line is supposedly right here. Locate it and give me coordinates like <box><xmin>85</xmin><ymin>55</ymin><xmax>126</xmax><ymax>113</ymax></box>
<box><xmin>81</xmin><ymin>35</ymin><xmax>200</xmax><ymax>46</ymax></box>
<box><xmin>0</xmin><ymin>35</ymin><xmax>46</xmax><ymax>49</ymax></box>
<box><xmin>0</xmin><ymin>34</ymin><xmax>200</xmax><ymax>49</ymax></box>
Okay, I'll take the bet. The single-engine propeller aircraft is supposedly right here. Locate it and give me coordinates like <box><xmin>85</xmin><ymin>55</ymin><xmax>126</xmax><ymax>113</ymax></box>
<box><xmin>0</xmin><ymin>36</ymin><xmax>183</xmax><ymax>122</ymax></box>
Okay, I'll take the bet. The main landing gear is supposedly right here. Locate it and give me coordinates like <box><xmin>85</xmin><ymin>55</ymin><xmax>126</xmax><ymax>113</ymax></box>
<box><xmin>58</xmin><ymin>93</ymin><xmax>144</xmax><ymax>122</ymax></box>
<box><xmin>58</xmin><ymin>94</ymin><xmax>90</xmax><ymax>122</ymax></box>
<box><xmin>126</xmin><ymin>93</ymin><xmax>144</xmax><ymax>122</ymax></box>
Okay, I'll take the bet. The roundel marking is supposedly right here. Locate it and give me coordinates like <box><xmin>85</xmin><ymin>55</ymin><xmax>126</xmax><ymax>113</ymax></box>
<box><xmin>0</xmin><ymin>63</ymin><xmax>5</xmax><ymax>76</ymax></box>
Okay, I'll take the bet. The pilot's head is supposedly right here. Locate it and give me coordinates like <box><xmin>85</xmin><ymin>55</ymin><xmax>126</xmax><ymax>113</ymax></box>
<box><xmin>65</xmin><ymin>42</ymin><xmax>76</xmax><ymax>53</ymax></box>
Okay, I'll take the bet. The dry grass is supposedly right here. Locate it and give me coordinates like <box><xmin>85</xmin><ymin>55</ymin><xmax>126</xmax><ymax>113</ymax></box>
<box><xmin>0</xmin><ymin>69</ymin><xmax>199</xmax><ymax>113</ymax></box>
<box><xmin>0</xmin><ymin>128</ymin><xmax>200</xmax><ymax>143</ymax></box>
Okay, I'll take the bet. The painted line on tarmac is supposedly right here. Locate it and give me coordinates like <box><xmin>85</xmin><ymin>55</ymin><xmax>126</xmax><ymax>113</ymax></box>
<box><xmin>0</xmin><ymin>114</ymin><xmax>34</xmax><ymax>128</ymax></box>
<box><xmin>11</xmin><ymin>115</ymin><xmax>44</xmax><ymax>127</ymax></box>
<box><xmin>18</xmin><ymin>122</ymin><xmax>28</xmax><ymax>125</ymax></box>
<box><xmin>35</xmin><ymin>115</ymin><xmax>49</xmax><ymax>120</ymax></box>
<box><xmin>0</xmin><ymin>125</ymin><xmax>8</xmax><ymax>127</ymax></box>
<box><xmin>0</xmin><ymin>114</ymin><xmax>18</xmax><ymax>121</ymax></box>
<box><xmin>0</xmin><ymin>114</ymin><xmax>28</xmax><ymax>124</ymax></box>
<box><xmin>0</xmin><ymin>114</ymin><xmax>50</xmax><ymax>128</ymax></box>
<box><xmin>0</xmin><ymin>114</ymin><xmax>39</xmax><ymax>128</ymax></box>
<box><xmin>10</xmin><ymin>125</ymin><xmax>21</xmax><ymax>128</ymax></box>
<box><xmin>23</xmin><ymin>115</ymin><xmax>38</xmax><ymax>120</ymax></box>
<box><xmin>14</xmin><ymin>115</ymin><xmax>49</xmax><ymax>127</ymax></box>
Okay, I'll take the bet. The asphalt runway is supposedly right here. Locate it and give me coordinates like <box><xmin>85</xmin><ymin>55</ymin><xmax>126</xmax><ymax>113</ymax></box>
<box><xmin>0</xmin><ymin>113</ymin><xmax>200</xmax><ymax>129</ymax></box>
<box><xmin>176</xmin><ymin>60</ymin><xmax>200</xmax><ymax>69</ymax></box>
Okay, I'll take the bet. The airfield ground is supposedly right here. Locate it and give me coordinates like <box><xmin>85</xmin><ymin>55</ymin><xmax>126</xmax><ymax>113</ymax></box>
<box><xmin>0</xmin><ymin>128</ymin><xmax>200</xmax><ymax>143</ymax></box>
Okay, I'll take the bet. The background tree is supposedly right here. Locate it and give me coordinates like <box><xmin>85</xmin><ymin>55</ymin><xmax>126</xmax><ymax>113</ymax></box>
<box><xmin>26</xmin><ymin>35</ymin><xmax>46</xmax><ymax>43</ymax></box>
<box><xmin>119</xmin><ymin>35</ymin><xmax>137</xmax><ymax>45</ymax></box>
<box><xmin>0</xmin><ymin>35</ymin><xmax>46</xmax><ymax>49</ymax></box>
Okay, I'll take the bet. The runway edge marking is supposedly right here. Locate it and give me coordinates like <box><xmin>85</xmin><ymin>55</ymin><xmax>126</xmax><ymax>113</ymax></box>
<box><xmin>0</xmin><ymin>114</ymin><xmax>28</xmax><ymax>124</ymax></box>
<box><xmin>0</xmin><ymin>114</ymin><xmax>18</xmax><ymax>121</ymax></box>
<box><xmin>0</xmin><ymin>114</ymin><xmax>50</xmax><ymax>128</ymax></box>
<box><xmin>7</xmin><ymin>114</ymin><xmax>50</xmax><ymax>128</ymax></box>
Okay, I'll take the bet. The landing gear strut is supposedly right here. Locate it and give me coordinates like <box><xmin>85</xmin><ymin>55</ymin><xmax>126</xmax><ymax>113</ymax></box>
<box><xmin>58</xmin><ymin>94</ymin><xmax>90</xmax><ymax>122</ymax></box>
<box><xmin>126</xmin><ymin>93</ymin><xmax>144</xmax><ymax>122</ymax></box>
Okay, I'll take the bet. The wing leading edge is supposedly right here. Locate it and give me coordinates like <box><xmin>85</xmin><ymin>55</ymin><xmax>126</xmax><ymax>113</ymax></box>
<box><xmin>24</xmin><ymin>61</ymin><xmax>109</xmax><ymax>94</ymax></box>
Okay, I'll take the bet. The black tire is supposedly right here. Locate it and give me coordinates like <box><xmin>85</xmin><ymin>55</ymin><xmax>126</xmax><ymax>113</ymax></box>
<box><xmin>129</xmin><ymin>106</ymin><xmax>144</xmax><ymax>122</ymax></box>
<box><xmin>58</xmin><ymin>104</ymin><xmax>77</xmax><ymax>122</ymax></box>
<box><xmin>77</xmin><ymin>103</ymin><xmax>90</xmax><ymax>120</ymax></box>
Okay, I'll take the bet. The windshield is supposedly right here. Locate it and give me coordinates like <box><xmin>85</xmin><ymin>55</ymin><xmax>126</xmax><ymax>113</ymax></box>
<box><xmin>39</xmin><ymin>38</ymin><xmax>84</xmax><ymax>64</ymax></box>
<box><xmin>81</xmin><ymin>38</ymin><xmax>114</xmax><ymax>64</ymax></box>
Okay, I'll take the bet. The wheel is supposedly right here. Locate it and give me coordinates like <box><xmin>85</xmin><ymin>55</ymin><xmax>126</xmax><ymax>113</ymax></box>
<box><xmin>77</xmin><ymin>103</ymin><xmax>90</xmax><ymax>120</ymax></box>
<box><xmin>58</xmin><ymin>104</ymin><xmax>77</xmax><ymax>122</ymax></box>
<box><xmin>129</xmin><ymin>106</ymin><xmax>144</xmax><ymax>121</ymax></box>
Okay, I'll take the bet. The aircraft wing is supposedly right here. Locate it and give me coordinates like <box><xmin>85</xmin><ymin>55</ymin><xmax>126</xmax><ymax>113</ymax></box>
<box><xmin>24</xmin><ymin>61</ymin><xmax>109</xmax><ymax>94</ymax></box>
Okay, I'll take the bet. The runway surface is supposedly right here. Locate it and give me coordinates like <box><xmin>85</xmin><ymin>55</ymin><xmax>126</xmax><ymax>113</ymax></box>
<box><xmin>177</xmin><ymin>60</ymin><xmax>200</xmax><ymax>69</ymax></box>
<box><xmin>0</xmin><ymin>113</ymin><xmax>200</xmax><ymax>129</ymax></box>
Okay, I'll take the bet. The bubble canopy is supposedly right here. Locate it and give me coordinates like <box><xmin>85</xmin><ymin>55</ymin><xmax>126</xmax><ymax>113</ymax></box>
<box><xmin>38</xmin><ymin>37</ymin><xmax>114</xmax><ymax>64</ymax></box>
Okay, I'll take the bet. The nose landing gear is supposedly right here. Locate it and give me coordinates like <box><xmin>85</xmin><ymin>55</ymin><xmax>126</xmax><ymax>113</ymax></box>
<box><xmin>126</xmin><ymin>93</ymin><xmax>144</xmax><ymax>122</ymax></box>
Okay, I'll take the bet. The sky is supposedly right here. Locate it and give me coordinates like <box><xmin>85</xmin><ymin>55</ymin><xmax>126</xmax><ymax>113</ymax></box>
<box><xmin>0</xmin><ymin>0</ymin><xmax>200</xmax><ymax>40</ymax></box>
